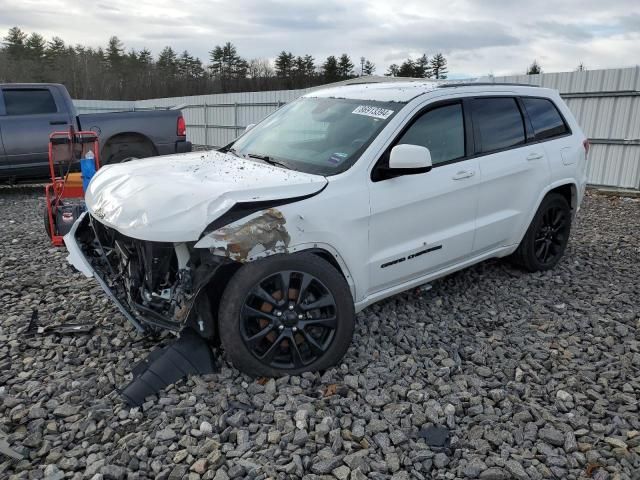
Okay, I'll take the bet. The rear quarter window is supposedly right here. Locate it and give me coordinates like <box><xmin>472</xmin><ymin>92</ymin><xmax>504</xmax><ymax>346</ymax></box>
<box><xmin>471</xmin><ymin>97</ymin><xmax>525</xmax><ymax>154</ymax></box>
<box><xmin>2</xmin><ymin>89</ymin><xmax>58</xmax><ymax>116</ymax></box>
<box><xmin>522</xmin><ymin>97</ymin><xmax>569</xmax><ymax>140</ymax></box>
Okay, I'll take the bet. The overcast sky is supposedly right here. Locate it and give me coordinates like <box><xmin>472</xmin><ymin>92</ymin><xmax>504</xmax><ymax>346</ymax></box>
<box><xmin>1</xmin><ymin>0</ymin><xmax>639</xmax><ymax>77</ymax></box>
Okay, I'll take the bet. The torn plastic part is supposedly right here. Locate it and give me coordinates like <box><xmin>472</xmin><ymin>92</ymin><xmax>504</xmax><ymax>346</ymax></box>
<box><xmin>120</xmin><ymin>329</ymin><xmax>217</xmax><ymax>407</ymax></box>
<box><xmin>203</xmin><ymin>208</ymin><xmax>291</xmax><ymax>262</ymax></box>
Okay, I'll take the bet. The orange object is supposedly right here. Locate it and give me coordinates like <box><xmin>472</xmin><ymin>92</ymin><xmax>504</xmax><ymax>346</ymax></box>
<box><xmin>45</xmin><ymin>130</ymin><xmax>101</xmax><ymax>246</ymax></box>
<box><xmin>64</xmin><ymin>172</ymin><xmax>83</xmax><ymax>189</ymax></box>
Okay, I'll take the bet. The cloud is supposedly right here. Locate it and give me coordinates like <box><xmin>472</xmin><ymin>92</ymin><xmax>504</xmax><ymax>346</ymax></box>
<box><xmin>0</xmin><ymin>0</ymin><xmax>638</xmax><ymax>77</ymax></box>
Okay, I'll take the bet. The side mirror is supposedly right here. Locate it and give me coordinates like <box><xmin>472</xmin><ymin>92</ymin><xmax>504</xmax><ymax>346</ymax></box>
<box><xmin>389</xmin><ymin>144</ymin><xmax>432</xmax><ymax>170</ymax></box>
<box><xmin>245</xmin><ymin>123</ymin><xmax>256</xmax><ymax>133</ymax></box>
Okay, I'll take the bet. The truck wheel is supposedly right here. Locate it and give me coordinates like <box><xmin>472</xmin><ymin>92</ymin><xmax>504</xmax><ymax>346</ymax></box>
<box><xmin>218</xmin><ymin>253</ymin><xmax>355</xmax><ymax>377</ymax></box>
<box><xmin>105</xmin><ymin>145</ymin><xmax>153</xmax><ymax>164</ymax></box>
<box><xmin>511</xmin><ymin>193</ymin><xmax>571</xmax><ymax>272</ymax></box>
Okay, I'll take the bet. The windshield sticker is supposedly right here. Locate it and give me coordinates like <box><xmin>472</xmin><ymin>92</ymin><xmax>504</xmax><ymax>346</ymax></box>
<box><xmin>328</xmin><ymin>152</ymin><xmax>348</xmax><ymax>164</ymax></box>
<box><xmin>352</xmin><ymin>105</ymin><xmax>394</xmax><ymax>120</ymax></box>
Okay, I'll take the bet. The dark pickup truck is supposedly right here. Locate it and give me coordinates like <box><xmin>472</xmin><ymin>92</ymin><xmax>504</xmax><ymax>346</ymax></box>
<box><xmin>0</xmin><ymin>83</ymin><xmax>191</xmax><ymax>180</ymax></box>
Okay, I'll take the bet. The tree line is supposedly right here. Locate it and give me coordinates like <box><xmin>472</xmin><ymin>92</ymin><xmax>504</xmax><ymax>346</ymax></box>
<box><xmin>0</xmin><ymin>27</ymin><xmax>451</xmax><ymax>100</ymax></box>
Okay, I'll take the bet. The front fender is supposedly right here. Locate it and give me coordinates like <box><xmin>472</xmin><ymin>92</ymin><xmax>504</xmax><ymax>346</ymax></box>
<box><xmin>193</xmin><ymin>207</ymin><xmax>357</xmax><ymax>299</ymax></box>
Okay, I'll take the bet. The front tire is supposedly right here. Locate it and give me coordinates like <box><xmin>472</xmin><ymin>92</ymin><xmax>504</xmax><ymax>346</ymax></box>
<box><xmin>218</xmin><ymin>253</ymin><xmax>355</xmax><ymax>377</ymax></box>
<box><xmin>512</xmin><ymin>193</ymin><xmax>572</xmax><ymax>272</ymax></box>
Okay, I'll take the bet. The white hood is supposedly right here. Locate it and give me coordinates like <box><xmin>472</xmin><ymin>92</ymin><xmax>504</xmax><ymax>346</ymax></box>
<box><xmin>85</xmin><ymin>150</ymin><xmax>327</xmax><ymax>242</ymax></box>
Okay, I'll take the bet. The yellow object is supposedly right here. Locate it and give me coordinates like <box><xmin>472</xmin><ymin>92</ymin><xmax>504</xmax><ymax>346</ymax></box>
<box><xmin>65</xmin><ymin>172</ymin><xmax>83</xmax><ymax>188</ymax></box>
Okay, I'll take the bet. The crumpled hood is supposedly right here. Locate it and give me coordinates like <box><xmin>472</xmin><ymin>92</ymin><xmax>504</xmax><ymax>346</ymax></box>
<box><xmin>85</xmin><ymin>150</ymin><xmax>327</xmax><ymax>242</ymax></box>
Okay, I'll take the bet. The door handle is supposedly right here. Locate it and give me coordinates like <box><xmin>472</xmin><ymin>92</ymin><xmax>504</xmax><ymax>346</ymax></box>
<box><xmin>452</xmin><ymin>170</ymin><xmax>475</xmax><ymax>180</ymax></box>
<box><xmin>527</xmin><ymin>152</ymin><xmax>544</xmax><ymax>161</ymax></box>
<box><xmin>49</xmin><ymin>120</ymin><xmax>67</xmax><ymax>125</ymax></box>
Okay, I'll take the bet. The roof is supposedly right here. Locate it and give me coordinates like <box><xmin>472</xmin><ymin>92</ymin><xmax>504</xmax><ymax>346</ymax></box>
<box><xmin>304</xmin><ymin>79</ymin><xmax>550</xmax><ymax>103</ymax></box>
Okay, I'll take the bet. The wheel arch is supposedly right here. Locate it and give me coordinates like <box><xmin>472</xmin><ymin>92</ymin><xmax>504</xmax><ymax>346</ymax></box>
<box><xmin>196</xmin><ymin>245</ymin><xmax>356</xmax><ymax>343</ymax></box>
<box><xmin>101</xmin><ymin>132</ymin><xmax>157</xmax><ymax>163</ymax></box>
<box><xmin>514</xmin><ymin>179</ymin><xmax>578</xmax><ymax>249</ymax></box>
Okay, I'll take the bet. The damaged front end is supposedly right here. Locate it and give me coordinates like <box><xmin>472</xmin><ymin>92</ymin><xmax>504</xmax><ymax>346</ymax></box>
<box><xmin>66</xmin><ymin>213</ymin><xmax>232</xmax><ymax>337</ymax></box>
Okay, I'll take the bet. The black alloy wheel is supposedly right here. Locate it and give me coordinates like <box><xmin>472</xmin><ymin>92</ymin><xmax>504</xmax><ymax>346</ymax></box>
<box><xmin>534</xmin><ymin>205</ymin><xmax>569</xmax><ymax>264</ymax></box>
<box><xmin>218</xmin><ymin>253</ymin><xmax>355</xmax><ymax>377</ymax></box>
<box><xmin>240</xmin><ymin>270</ymin><xmax>337</xmax><ymax>370</ymax></box>
<box><xmin>511</xmin><ymin>192</ymin><xmax>572</xmax><ymax>272</ymax></box>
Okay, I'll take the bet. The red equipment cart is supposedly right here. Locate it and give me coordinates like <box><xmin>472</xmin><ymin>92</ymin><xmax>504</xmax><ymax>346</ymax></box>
<box><xmin>44</xmin><ymin>129</ymin><xmax>100</xmax><ymax>246</ymax></box>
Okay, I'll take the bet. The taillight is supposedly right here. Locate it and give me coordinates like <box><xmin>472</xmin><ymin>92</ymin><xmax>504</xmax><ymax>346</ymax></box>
<box><xmin>583</xmin><ymin>139</ymin><xmax>590</xmax><ymax>155</ymax></box>
<box><xmin>177</xmin><ymin>116</ymin><xmax>186</xmax><ymax>136</ymax></box>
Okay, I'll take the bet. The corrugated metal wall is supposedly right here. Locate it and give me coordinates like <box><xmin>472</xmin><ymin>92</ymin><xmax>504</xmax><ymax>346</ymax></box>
<box><xmin>73</xmin><ymin>66</ymin><xmax>640</xmax><ymax>189</ymax></box>
<box><xmin>488</xmin><ymin>66</ymin><xmax>640</xmax><ymax>189</ymax></box>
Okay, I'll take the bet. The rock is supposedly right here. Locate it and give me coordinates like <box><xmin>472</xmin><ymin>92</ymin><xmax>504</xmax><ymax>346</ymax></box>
<box><xmin>480</xmin><ymin>467</ymin><xmax>510</xmax><ymax>480</ymax></box>
<box><xmin>433</xmin><ymin>452</ymin><xmax>450</xmax><ymax>468</ymax></box>
<box><xmin>100</xmin><ymin>465</ymin><xmax>127</xmax><ymax>480</ymax></box>
<box><xmin>43</xmin><ymin>465</ymin><xmax>64</xmax><ymax>480</ymax></box>
<box><xmin>604</xmin><ymin>437</ymin><xmax>628</xmax><ymax>449</ymax></box>
<box><xmin>156</xmin><ymin>427</ymin><xmax>177</xmax><ymax>441</ymax></box>
<box><xmin>504</xmin><ymin>460</ymin><xmax>528</xmax><ymax>480</ymax></box>
<box><xmin>333</xmin><ymin>465</ymin><xmax>351</xmax><ymax>480</ymax></box>
<box><xmin>539</xmin><ymin>427</ymin><xmax>565</xmax><ymax>447</ymax></box>
<box><xmin>564</xmin><ymin>431</ymin><xmax>578</xmax><ymax>453</ymax></box>
<box><xmin>199</xmin><ymin>421</ymin><xmax>213</xmax><ymax>435</ymax></box>
<box><xmin>556</xmin><ymin>390</ymin><xmax>573</xmax><ymax>402</ymax></box>
<box><xmin>311</xmin><ymin>456</ymin><xmax>343</xmax><ymax>474</ymax></box>
<box><xmin>463</xmin><ymin>458</ymin><xmax>487</xmax><ymax>478</ymax></box>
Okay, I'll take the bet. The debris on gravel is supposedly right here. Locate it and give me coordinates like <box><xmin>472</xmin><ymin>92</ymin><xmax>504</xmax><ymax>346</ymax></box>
<box><xmin>1</xmin><ymin>186</ymin><xmax>639</xmax><ymax>479</ymax></box>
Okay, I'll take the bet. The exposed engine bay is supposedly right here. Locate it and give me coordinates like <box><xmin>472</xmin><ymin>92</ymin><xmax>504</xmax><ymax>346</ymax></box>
<box><xmin>74</xmin><ymin>213</ymin><xmax>232</xmax><ymax>337</ymax></box>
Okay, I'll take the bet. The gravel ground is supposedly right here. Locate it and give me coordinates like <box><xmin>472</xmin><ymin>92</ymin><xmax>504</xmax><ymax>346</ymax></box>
<box><xmin>1</xmin><ymin>186</ymin><xmax>639</xmax><ymax>480</ymax></box>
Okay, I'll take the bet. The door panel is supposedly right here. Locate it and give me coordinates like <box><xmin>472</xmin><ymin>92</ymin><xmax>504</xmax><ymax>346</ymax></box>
<box><xmin>0</xmin><ymin>88</ymin><xmax>69</xmax><ymax>177</ymax></box>
<box><xmin>473</xmin><ymin>146</ymin><xmax>550</xmax><ymax>251</ymax></box>
<box><xmin>470</xmin><ymin>97</ymin><xmax>550</xmax><ymax>251</ymax></box>
<box><xmin>368</xmin><ymin>158</ymin><xmax>479</xmax><ymax>294</ymax></box>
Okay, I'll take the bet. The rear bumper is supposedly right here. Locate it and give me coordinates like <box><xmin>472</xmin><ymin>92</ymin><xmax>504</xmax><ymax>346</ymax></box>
<box><xmin>176</xmin><ymin>140</ymin><xmax>192</xmax><ymax>153</ymax></box>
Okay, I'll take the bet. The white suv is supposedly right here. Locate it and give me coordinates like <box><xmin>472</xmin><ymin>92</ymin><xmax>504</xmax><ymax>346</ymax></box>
<box><xmin>66</xmin><ymin>81</ymin><xmax>588</xmax><ymax>376</ymax></box>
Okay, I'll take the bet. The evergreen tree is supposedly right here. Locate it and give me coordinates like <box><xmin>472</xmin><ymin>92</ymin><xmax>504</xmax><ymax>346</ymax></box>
<box><xmin>386</xmin><ymin>64</ymin><xmax>400</xmax><ymax>76</ymax></box>
<box><xmin>157</xmin><ymin>46</ymin><xmax>178</xmax><ymax>75</ymax></box>
<box><xmin>430</xmin><ymin>53</ymin><xmax>448</xmax><ymax>79</ymax></box>
<box><xmin>105</xmin><ymin>36</ymin><xmax>125</xmax><ymax>74</ymax></box>
<box><xmin>209</xmin><ymin>42</ymin><xmax>247</xmax><ymax>79</ymax></box>
<box><xmin>24</xmin><ymin>33</ymin><xmax>46</xmax><ymax>60</ymax></box>
<box><xmin>414</xmin><ymin>54</ymin><xmax>431</xmax><ymax>78</ymax></box>
<box><xmin>275</xmin><ymin>51</ymin><xmax>294</xmax><ymax>77</ymax></box>
<box><xmin>363</xmin><ymin>59</ymin><xmax>375</xmax><ymax>75</ymax></box>
<box><xmin>3</xmin><ymin>27</ymin><xmax>27</xmax><ymax>57</ymax></box>
<box><xmin>398</xmin><ymin>59</ymin><xmax>415</xmax><ymax>77</ymax></box>
<box><xmin>322</xmin><ymin>55</ymin><xmax>339</xmax><ymax>82</ymax></box>
<box><xmin>337</xmin><ymin>54</ymin><xmax>354</xmax><ymax>79</ymax></box>
<box><xmin>527</xmin><ymin>60</ymin><xmax>542</xmax><ymax>75</ymax></box>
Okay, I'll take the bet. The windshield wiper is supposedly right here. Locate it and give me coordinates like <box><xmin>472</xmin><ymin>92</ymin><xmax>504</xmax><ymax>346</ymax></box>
<box><xmin>247</xmin><ymin>153</ymin><xmax>290</xmax><ymax>170</ymax></box>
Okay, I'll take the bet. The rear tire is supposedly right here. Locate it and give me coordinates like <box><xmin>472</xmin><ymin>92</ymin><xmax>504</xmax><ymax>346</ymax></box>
<box><xmin>218</xmin><ymin>253</ymin><xmax>355</xmax><ymax>377</ymax></box>
<box><xmin>511</xmin><ymin>193</ymin><xmax>571</xmax><ymax>272</ymax></box>
<box><xmin>105</xmin><ymin>145</ymin><xmax>154</xmax><ymax>164</ymax></box>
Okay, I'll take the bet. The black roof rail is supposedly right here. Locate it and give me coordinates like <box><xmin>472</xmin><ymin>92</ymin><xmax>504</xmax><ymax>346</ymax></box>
<box><xmin>438</xmin><ymin>82</ymin><xmax>540</xmax><ymax>88</ymax></box>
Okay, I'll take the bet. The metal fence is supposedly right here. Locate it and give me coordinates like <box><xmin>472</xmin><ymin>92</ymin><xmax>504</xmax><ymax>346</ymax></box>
<box><xmin>73</xmin><ymin>67</ymin><xmax>640</xmax><ymax>190</ymax></box>
<box><xmin>487</xmin><ymin>67</ymin><xmax>640</xmax><ymax>190</ymax></box>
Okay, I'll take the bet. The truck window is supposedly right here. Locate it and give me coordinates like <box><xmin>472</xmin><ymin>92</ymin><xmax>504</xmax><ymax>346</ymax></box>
<box><xmin>521</xmin><ymin>97</ymin><xmax>569</xmax><ymax>140</ymax></box>
<box><xmin>3</xmin><ymin>89</ymin><xmax>58</xmax><ymax>116</ymax></box>
<box><xmin>396</xmin><ymin>103</ymin><xmax>465</xmax><ymax>165</ymax></box>
<box><xmin>471</xmin><ymin>97</ymin><xmax>525</xmax><ymax>153</ymax></box>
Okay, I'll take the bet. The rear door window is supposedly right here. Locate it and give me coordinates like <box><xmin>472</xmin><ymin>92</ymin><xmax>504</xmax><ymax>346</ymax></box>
<box><xmin>522</xmin><ymin>97</ymin><xmax>569</xmax><ymax>140</ymax></box>
<box><xmin>2</xmin><ymin>89</ymin><xmax>58</xmax><ymax>116</ymax></box>
<box><xmin>396</xmin><ymin>103</ymin><xmax>465</xmax><ymax>165</ymax></box>
<box><xmin>471</xmin><ymin>97</ymin><xmax>525</xmax><ymax>153</ymax></box>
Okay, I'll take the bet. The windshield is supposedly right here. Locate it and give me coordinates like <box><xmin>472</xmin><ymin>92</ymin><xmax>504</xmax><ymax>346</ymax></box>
<box><xmin>227</xmin><ymin>97</ymin><xmax>404</xmax><ymax>175</ymax></box>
